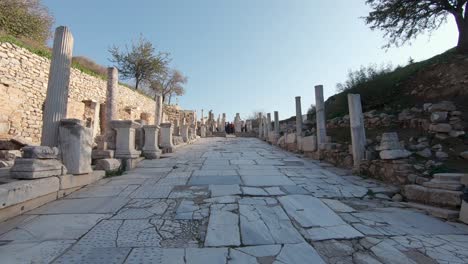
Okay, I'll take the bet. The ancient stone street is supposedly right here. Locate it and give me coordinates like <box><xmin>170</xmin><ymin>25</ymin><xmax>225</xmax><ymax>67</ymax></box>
<box><xmin>1</xmin><ymin>137</ymin><xmax>468</xmax><ymax>263</ymax></box>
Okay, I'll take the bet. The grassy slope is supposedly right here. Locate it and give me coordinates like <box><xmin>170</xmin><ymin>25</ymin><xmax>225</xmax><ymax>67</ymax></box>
<box><xmin>325</xmin><ymin>48</ymin><xmax>458</xmax><ymax>119</ymax></box>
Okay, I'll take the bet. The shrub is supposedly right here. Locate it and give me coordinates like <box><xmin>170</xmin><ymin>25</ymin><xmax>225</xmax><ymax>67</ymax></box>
<box><xmin>0</xmin><ymin>0</ymin><xmax>53</xmax><ymax>44</ymax></box>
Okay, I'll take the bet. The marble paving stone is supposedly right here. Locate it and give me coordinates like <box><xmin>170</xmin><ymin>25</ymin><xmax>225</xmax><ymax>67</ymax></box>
<box><xmin>241</xmin><ymin>176</ymin><xmax>295</xmax><ymax>186</ymax></box>
<box><xmin>117</xmin><ymin>219</ymin><xmax>162</xmax><ymax>247</ymax></box>
<box><xmin>67</xmin><ymin>185</ymin><xmax>129</xmax><ymax>198</ymax></box>
<box><xmin>230</xmin><ymin>159</ymin><xmax>256</xmax><ymax>165</ymax></box>
<box><xmin>237</xmin><ymin>169</ymin><xmax>284</xmax><ymax>176</ymax></box>
<box><xmin>264</xmin><ymin>187</ymin><xmax>285</xmax><ymax>196</ymax></box>
<box><xmin>235</xmin><ymin>244</ymin><xmax>282</xmax><ymax>257</ymax></box>
<box><xmin>27</xmin><ymin>197</ymin><xmax>129</xmax><ymax>214</ymax></box>
<box><xmin>275</xmin><ymin>243</ymin><xmax>326</xmax><ymax>264</ymax></box>
<box><xmin>192</xmin><ymin>170</ymin><xmax>238</xmax><ymax>176</ymax></box>
<box><xmin>189</xmin><ymin>176</ymin><xmax>242</xmax><ymax>185</ymax></box>
<box><xmin>130</xmin><ymin>185</ymin><xmax>173</xmax><ymax>199</ymax></box>
<box><xmin>209</xmin><ymin>184</ymin><xmax>241</xmax><ymax>197</ymax></box>
<box><xmin>228</xmin><ymin>249</ymin><xmax>257</xmax><ymax>264</ymax></box>
<box><xmin>53</xmin><ymin>246</ymin><xmax>131</xmax><ymax>264</ymax></box>
<box><xmin>186</xmin><ymin>248</ymin><xmax>228</xmax><ymax>264</ymax></box>
<box><xmin>205</xmin><ymin>205</ymin><xmax>240</xmax><ymax>247</ymax></box>
<box><xmin>239</xmin><ymin>204</ymin><xmax>303</xmax><ymax>245</ymax></box>
<box><xmin>124</xmin><ymin>248</ymin><xmax>185</xmax><ymax>264</ymax></box>
<box><xmin>321</xmin><ymin>198</ymin><xmax>356</xmax><ymax>213</ymax></box>
<box><xmin>0</xmin><ymin>240</ymin><xmax>75</xmax><ymax>264</ymax></box>
<box><xmin>0</xmin><ymin>214</ymin><xmax>110</xmax><ymax>242</ymax></box>
<box><xmin>242</xmin><ymin>187</ymin><xmax>268</xmax><ymax>196</ymax></box>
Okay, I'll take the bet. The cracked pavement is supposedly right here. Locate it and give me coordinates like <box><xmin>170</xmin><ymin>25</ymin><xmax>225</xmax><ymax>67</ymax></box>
<box><xmin>0</xmin><ymin>137</ymin><xmax>467</xmax><ymax>263</ymax></box>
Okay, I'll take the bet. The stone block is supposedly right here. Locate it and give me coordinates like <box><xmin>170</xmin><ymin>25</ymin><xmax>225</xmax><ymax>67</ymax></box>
<box><xmin>429</xmin><ymin>123</ymin><xmax>452</xmax><ymax>133</ymax></box>
<box><xmin>379</xmin><ymin>149</ymin><xmax>411</xmax><ymax>160</ymax></box>
<box><xmin>58</xmin><ymin>171</ymin><xmax>105</xmax><ymax>190</ymax></box>
<box><xmin>59</xmin><ymin>119</ymin><xmax>93</xmax><ymax>175</ymax></box>
<box><xmin>11</xmin><ymin>158</ymin><xmax>67</xmax><ymax>179</ymax></box>
<box><xmin>428</xmin><ymin>101</ymin><xmax>456</xmax><ymax>112</ymax></box>
<box><xmin>460</xmin><ymin>200</ymin><xmax>468</xmax><ymax>224</ymax></box>
<box><xmin>422</xmin><ymin>180</ymin><xmax>463</xmax><ymax>191</ymax></box>
<box><xmin>22</xmin><ymin>146</ymin><xmax>58</xmax><ymax>159</ymax></box>
<box><xmin>302</xmin><ymin>135</ymin><xmax>317</xmax><ymax>152</ymax></box>
<box><xmin>433</xmin><ymin>173</ymin><xmax>464</xmax><ymax>182</ymax></box>
<box><xmin>111</xmin><ymin>120</ymin><xmax>142</xmax><ymax>159</ymax></box>
<box><xmin>0</xmin><ymin>177</ymin><xmax>59</xmax><ymax>210</ymax></box>
<box><xmin>95</xmin><ymin>159</ymin><xmax>121</xmax><ymax>172</ymax></box>
<box><xmin>285</xmin><ymin>133</ymin><xmax>296</xmax><ymax>144</ymax></box>
<box><xmin>91</xmin><ymin>149</ymin><xmax>114</xmax><ymax>160</ymax></box>
<box><xmin>430</xmin><ymin>112</ymin><xmax>448</xmax><ymax>123</ymax></box>
<box><xmin>403</xmin><ymin>185</ymin><xmax>462</xmax><ymax>208</ymax></box>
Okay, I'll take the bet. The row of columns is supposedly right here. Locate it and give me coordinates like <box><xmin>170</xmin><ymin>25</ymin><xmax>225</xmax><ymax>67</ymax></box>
<box><xmin>263</xmin><ymin>85</ymin><xmax>366</xmax><ymax>169</ymax></box>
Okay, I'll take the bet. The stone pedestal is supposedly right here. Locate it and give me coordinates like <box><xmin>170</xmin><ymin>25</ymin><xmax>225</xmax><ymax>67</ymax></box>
<box><xmin>460</xmin><ymin>200</ymin><xmax>468</xmax><ymax>224</ymax></box>
<box><xmin>160</xmin><ymin>123</ymin><xmax>175</xmax><ymax>153</ymax></box>
<box><xmin>274</xmin><ymin>111</ymin><xmax>280</xmax><ymax>134</ymax></box>
<box><xmin>295</xmin><ymin>96</ymin><xmax>303</xmax><ymax>137</ymax></box>
<box><xmin>348</xmin><ymin>94</ymin><xmax>367</xmax><ymax>168</ymax></box>
<box><xmin>200</xmin><ymin>125</ymin><xmax>207</xmax><ymax>138</ymax></box>
<box><xmin>82</xmin><ymin>99</ymin><xmax>100</xmax><ymax>138</ymax></box>
<box><xmin>315</xmin><ymin>85</ymin><xmax>327</xmax><ymax>149</ymax></box>
<box><xmin>302</xmin><ymin>135</ymin><xmax>317</xmax><ymax>152</ymax></box>
<box><xmin>111</xmin><ymin>120</ymin><xmax>142</xmax><ymax>159</ymax></box>
<box><xmin>11</xmin><ymin>146</ymin><xmax>67</xmax><ymax>179</ymax></box>
<box><xmin>142</xmin><ymin>125</ymin><xmax>161</xmax><ymax>159</ymax></box>
<box><xmin>234</xmin><ymin>113</ymin><xmax>242</xmax><ymax>133</ymax></box>
<box><xmin>59</xmin><ymin>119</ymin><xmax>93</xmax><ymax>175</ymax></box>
<box><xmin>41</xmin><ymin>26</ymin><xmax>74</xmax><ymax>147</ymax></box>
<box><xmin>181</xmin><ymin>124</ymin><xmax>190</xmax><ymax>142</ymax></box>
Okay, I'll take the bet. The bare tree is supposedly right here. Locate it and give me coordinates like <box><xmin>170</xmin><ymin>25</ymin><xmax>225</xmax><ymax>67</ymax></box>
<box><xmin>364</xmin><ymin>0</ymin><xmax>468</xmax><ymax>53</ymax></box>
<box><xmin>109</xmin><ymin>36</ymin><xmax>170</xmax><ymax>90</ymax></box>
<box><xmin>150</xmin><ymin>69</ymin><xmax>187</xmax><ymax>103</ymax></box>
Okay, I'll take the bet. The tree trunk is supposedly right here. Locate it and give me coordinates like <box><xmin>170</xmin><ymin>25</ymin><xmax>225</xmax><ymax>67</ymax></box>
<box><xmin>455</xmin><ymin>9</ymin><xmax>468</xmax><ymax>54</ymax></box>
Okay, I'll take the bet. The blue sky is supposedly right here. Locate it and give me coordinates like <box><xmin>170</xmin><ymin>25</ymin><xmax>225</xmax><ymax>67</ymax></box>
<box><xmin>42</xmin><ymin>0</ymin><xmax>458</xmax><ymax>121</ymax></box>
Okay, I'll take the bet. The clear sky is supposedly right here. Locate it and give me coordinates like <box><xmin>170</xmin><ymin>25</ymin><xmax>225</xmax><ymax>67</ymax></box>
<box><xmin>42</xmin><ymin>0</ymin><xmax>458</xmax><ymax>121</ymax></box>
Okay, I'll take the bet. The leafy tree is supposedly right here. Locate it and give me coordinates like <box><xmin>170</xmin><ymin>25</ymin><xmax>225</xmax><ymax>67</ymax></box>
<box><xmin>364</xmin><ymin>0</ymin><xmax>468</xmax><ymax>53</ymax></box>
<box><xmin>150</xmin><ymin>69</ymin><xmax>187</xmax><ymax>103</ymax></box>
<box><xmin>109</xmin><ymin>36</ymin><xmax>169</xmax><ymax>90</ymax></box>
<box><xmin>0</xmin><ymin>0</ymin><xmax>53</xmax><ymax>44</ymax></box>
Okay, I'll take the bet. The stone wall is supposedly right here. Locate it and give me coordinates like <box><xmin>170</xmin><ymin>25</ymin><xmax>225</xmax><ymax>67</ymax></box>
<box><xmin>0</xmin><ymin>42</ymin><xmax>156</xmax><ymax>144</ymax></box>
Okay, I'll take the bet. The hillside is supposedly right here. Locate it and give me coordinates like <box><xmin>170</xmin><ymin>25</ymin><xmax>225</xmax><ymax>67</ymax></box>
<box><xmin>325</xmin><ymin>48</ymin><xmax>468</xmax><ymax>121</ymax></box>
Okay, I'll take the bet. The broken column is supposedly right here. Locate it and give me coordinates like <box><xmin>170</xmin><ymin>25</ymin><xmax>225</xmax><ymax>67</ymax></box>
<box><xmin>200</xmin><ymin>109</ymin><xmax>206</xmax><ymax>138</ymax></box>
<box><xmin>160</xmin><ymin>123</ymin><xmax>175</xmax><ymax>153</ymax></box>
<box><xmin>105</xmin><ymin>67</ymin><xmax>118</xmax><ymax>148</ymax></box>
<box><xmin>58</xmin><ymin>119</ymin><xmax>93</xmax><ymax>174</ymax></box>
<box><xmin>274</xmin><ymin>111</ymin><xmax>280</xmax><ymax>134</ymax></box>
<box><xmin>155</xmin><ymin>94</ymin><xmax>163</xmax><ymax>126</ymax></box>
<box><xmin>295</xmin><ymin>96</ymin><xmax>303</xmax><ymax>137</ymax></box>
<box><xmin>348</xmin><ymin>94</ymin><xmax>367</xmax><ymax>168</ymax></box>
<box><xmin>111</xmin><ymin>120</ymin><xmax>142</xmax><ymax>159</ymax></box>
<box><xmin>221</xmin><ymin>113</ymin><xmax>226</xmax><ymax>132</ymax></box>
<box><xmin>41</xmin><ymin>26</ymin><xmax>74</xmax><ymax>147</ymax></box>
<box><xmin>142</xmin><ymin>125</ymin><xmax>161</xmax><ymax>159</ymax></box>
<box><xmin>258</xmin><ymin>113</ymin><xmax>264</xmax><ymax>138</ymax></box>
<box><xmin>315</xmin><ymin>85</ymin><xmax>327</xmax><ymax>149</ymax></box>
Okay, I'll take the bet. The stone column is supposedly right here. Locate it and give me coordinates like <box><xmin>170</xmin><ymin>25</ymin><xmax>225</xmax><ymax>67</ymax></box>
<box><xmin>142</xmin><ymin>125</ymin><xmax>161</xmax><ymax>159</ymax></box>
<box><xmin>348</xmin><ymin>94</ymin><xmax>367</xmax><ymax>168</ymax></box>
<box><xmin>221</xmin><ymin>113</ymin><xmax>226</xmax><ymax>132</ymax></box>
<box><xmin>315</xmin><ymin>85</ymin><xmax>327</xmax><ymax>149</ymax></box>
<box><xmin>274</xmin><ymin>111</ymin><xmax>280</xmax><ymax>134</ymax></box>
<box><xmin>154</xmin><ymin>95</ymin><xmax>163</xmax><ymax>126</ymax></box>
<box><xmin>111</xmin><ymin>120</ymin><xmax>141</xmax><ymax>159</ymax></box>
<box><xmin>160</xmin><ymin>123</ymin><xmax>175</xmax><ymax>153</ymax></box>
<box><xmin>295</xmin><ymin>96</ymin><xmax>303</xmax><ymax>137</ymax></box>
<box><xmin>267</xmin><ymin>113</ymin><xmax>272</xmax><ymax>132</ymax></box>
<box><xmin>258</xmin><ymin>113</ymin><xmax>263</xmax><ymax>138</ymax></box>
<box><xmin>41</xmin><ymin>26</ymin><xmax>74</xmax><ymax>147</ymax></box>
<box><xmin>263</xmin><ymin>117</ymin><xmax>268</xmax><ymax>140</ymax></box>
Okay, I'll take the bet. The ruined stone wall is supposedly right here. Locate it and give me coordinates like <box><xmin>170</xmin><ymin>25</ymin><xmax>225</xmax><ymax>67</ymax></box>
<box><xmin>0</xmin><ymin>42</ymin><xmax>156</xmax><ymax>144</ymax></box>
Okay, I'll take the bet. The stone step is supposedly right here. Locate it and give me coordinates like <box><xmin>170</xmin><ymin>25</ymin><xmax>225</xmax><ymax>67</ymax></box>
<box><xmin>403</xmin><ymin>185</ymin><xmax>462</xmax><ymax>209</ymax></box>
<box><xmin>405</xmin><ymin>202</ymin><xmax>459</xmax><ymax>220</ymax></box>
<box><xmin>433</xmin><ymin>173</ymin><xmax>465</xmax><ymax>182</ymax></box>
<box><xmin>422</xmin><ymin>180</ymin><xmax>464</xmax><ymax>191</ymax></box>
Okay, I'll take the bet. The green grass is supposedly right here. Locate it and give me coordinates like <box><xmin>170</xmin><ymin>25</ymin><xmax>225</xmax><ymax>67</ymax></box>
<box><xmin>325</xmin><ymin>47</ymin><xmax>459</xmax><ymax>119</ymax></box>
<box><xmin>0</xmin><ymin>34</ymin><xmax>154</xmax><ymax>100</ymax></box>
